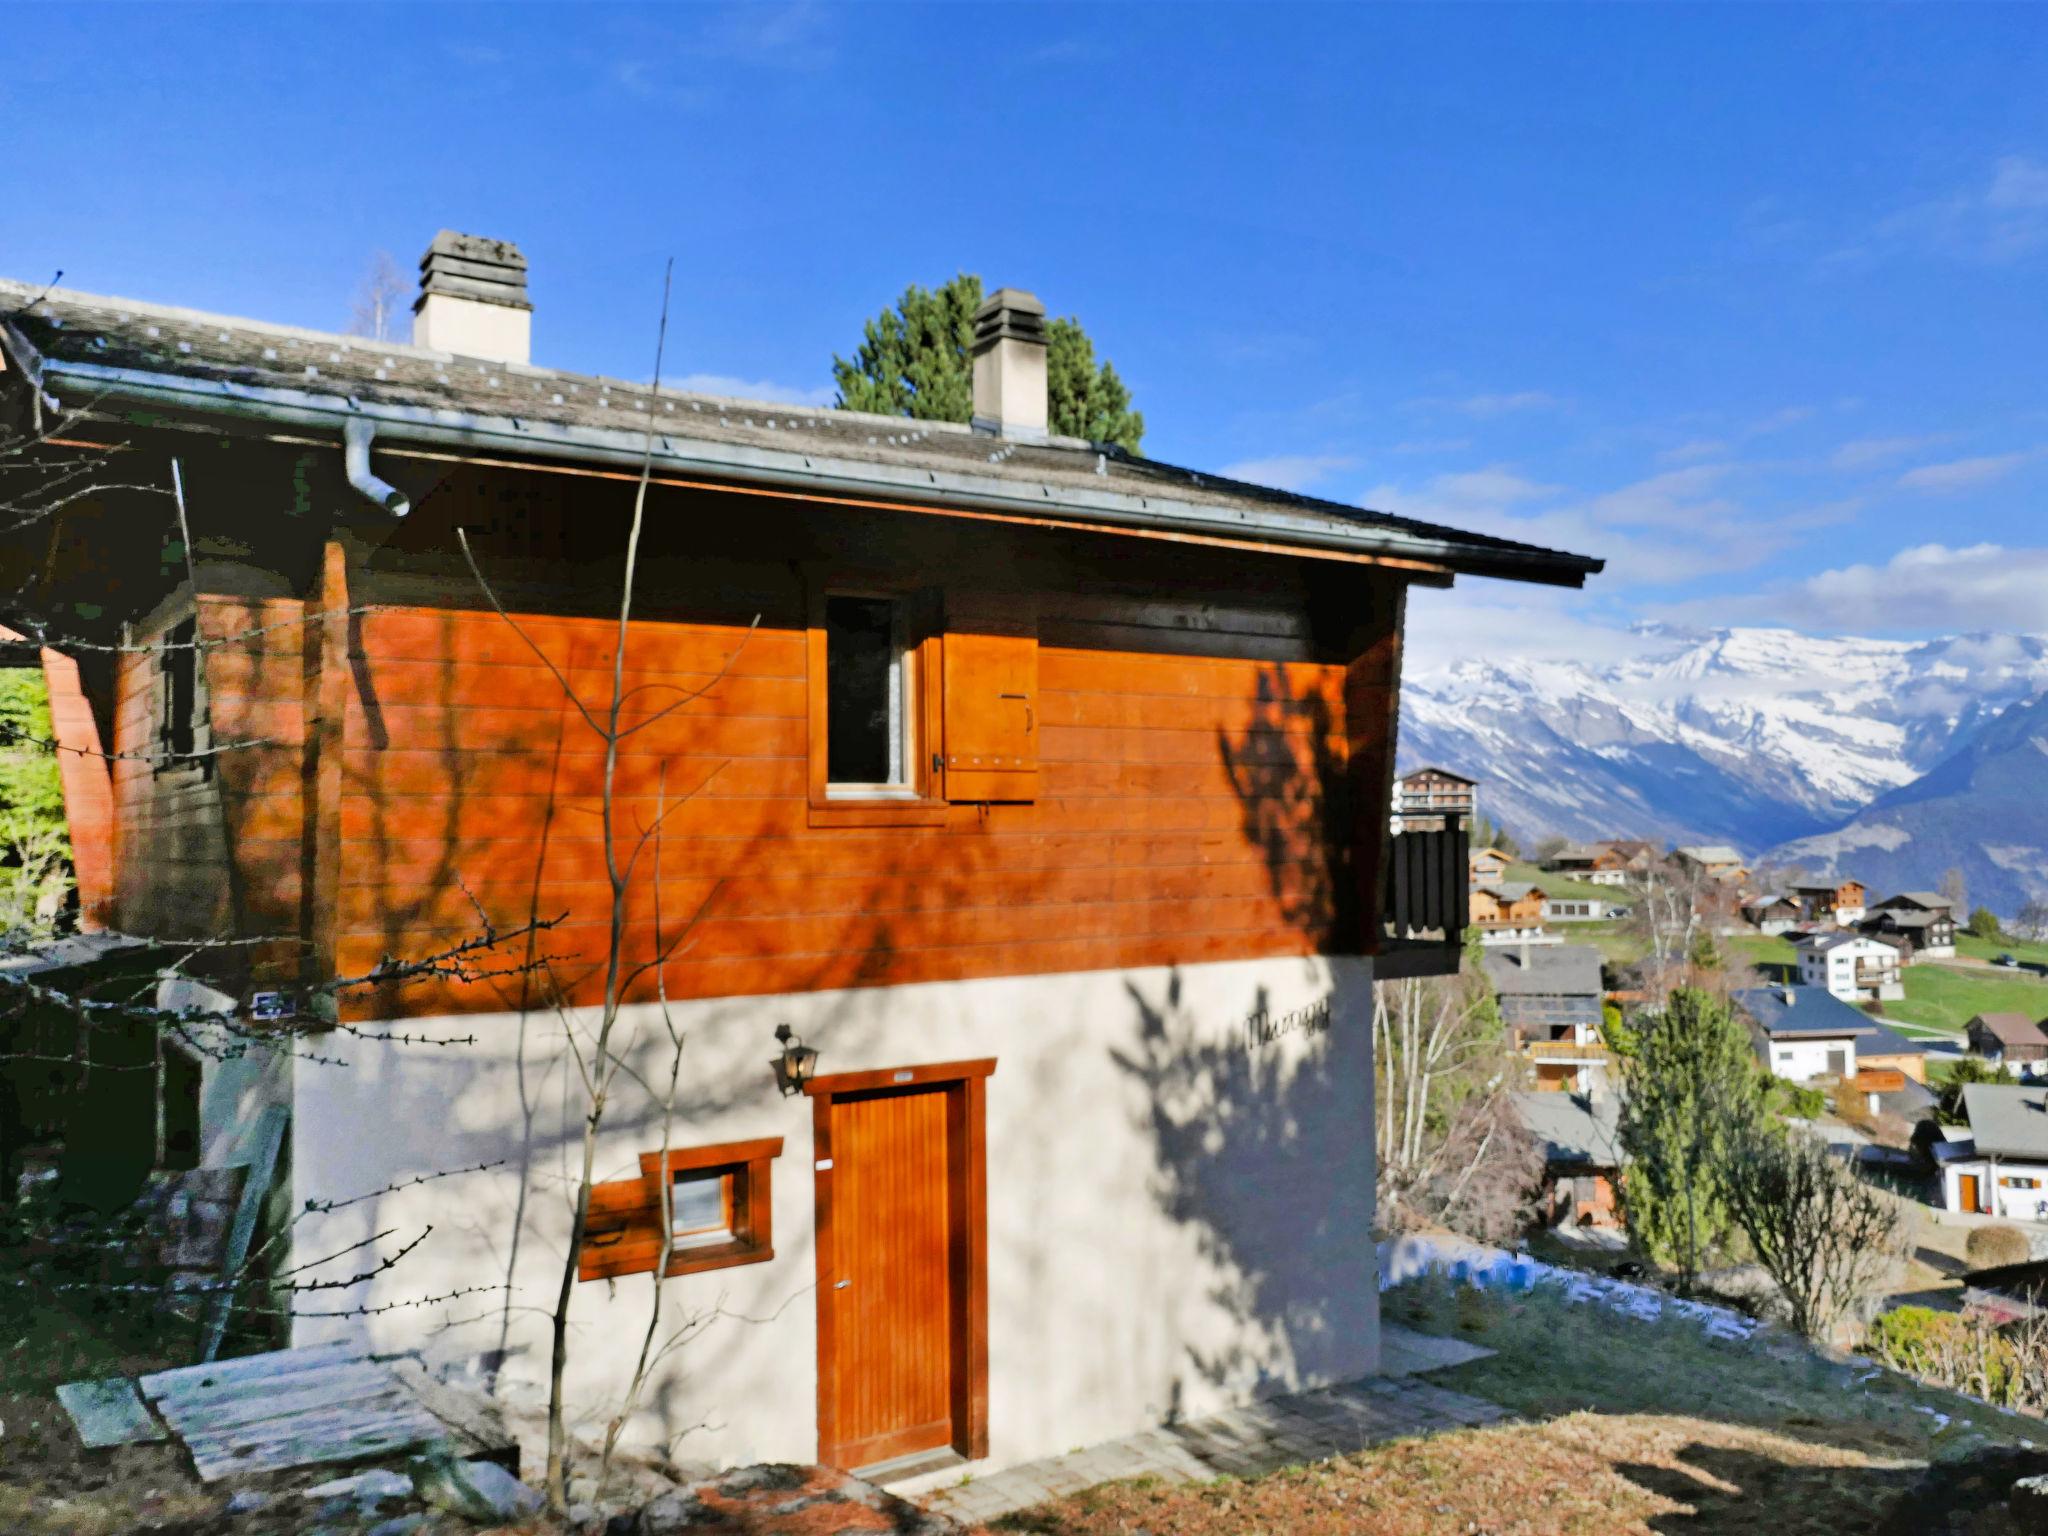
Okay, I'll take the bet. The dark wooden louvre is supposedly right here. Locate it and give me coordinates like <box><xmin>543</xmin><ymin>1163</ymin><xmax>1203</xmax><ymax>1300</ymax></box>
<box><xmin>159</xmin><ymin>617</ymin><xmax>198</xmax><ymax>761</ymax></box>
<box><xmin>941</xmin><ymin>610</ymin><xmax>1038</xmax><ymax>803</ymax></box>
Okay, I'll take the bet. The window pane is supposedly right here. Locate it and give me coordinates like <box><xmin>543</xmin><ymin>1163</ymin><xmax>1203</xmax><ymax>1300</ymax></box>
<box><xmin>673</xmin><ymin>1170</ymin><xmax>730</xmax><ymax>1243</ymax></box>
<box><xmin>826</xmin><ymin>595</ymin><xmax>903</xmax><ymax>785</ymax></box>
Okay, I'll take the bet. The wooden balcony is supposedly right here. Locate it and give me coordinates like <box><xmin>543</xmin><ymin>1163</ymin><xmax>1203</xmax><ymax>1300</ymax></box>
<box><xmin>1375</xmin><ymin>824</ymin><xmax>1468</xmax><ymax>980</ymax></box>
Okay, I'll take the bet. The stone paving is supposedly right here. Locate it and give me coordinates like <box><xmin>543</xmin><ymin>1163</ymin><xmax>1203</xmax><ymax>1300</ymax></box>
<box><xmin>916</xmin><ymin>1326</ymin><xmax>1510</xmax><ymax>1528</ymax></box>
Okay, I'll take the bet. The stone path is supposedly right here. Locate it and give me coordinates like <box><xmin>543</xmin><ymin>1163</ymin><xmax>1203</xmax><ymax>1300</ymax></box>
<box><xmin>917</xmin><ymin>1325</ymin><xmax>1509</xmax><ymax>1528</ymax></box>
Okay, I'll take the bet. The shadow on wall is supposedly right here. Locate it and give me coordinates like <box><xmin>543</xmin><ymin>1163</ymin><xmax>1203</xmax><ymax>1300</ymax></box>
<box><xmin>1113</xmin><ymin>967</ymin><xmax>1373</xmax><ymax>1412</ymax></box>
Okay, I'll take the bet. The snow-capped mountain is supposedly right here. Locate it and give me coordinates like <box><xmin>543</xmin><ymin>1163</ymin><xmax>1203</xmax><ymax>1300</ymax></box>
<box><xmin>1399</xmin><ymin>626</ymin><xmax>2048</xmax><ymax>852</ymax></box>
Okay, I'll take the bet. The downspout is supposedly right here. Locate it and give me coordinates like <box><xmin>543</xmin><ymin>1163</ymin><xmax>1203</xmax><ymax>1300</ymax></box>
<box><xmin>342</xmin><ymin>418</ymin><xmax>410</xmax><ymax>517</ymax></box>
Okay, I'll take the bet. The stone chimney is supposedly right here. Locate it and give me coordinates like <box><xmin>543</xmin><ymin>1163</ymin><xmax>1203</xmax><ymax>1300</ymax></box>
<box><xmin>970</xmin><ymin>287</ymin><xmax>1048</xmax><ymax>439</ymax></box>
<box><xmin>411</xmin><ymin>231</ymin><xmax>532</xmax><ymax>365</ymax></box>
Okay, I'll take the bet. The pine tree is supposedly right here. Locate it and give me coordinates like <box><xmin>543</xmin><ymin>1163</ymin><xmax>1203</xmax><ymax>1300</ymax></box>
<box><xmin>832</xmin><ymin>274</ymin><xmax>1144</xmax><ymax>451</ymax></box>
<box><xmin>1616</xmin><ymin>987</ymin><xmax>1761</xmax><ymax>1290</ymax></box>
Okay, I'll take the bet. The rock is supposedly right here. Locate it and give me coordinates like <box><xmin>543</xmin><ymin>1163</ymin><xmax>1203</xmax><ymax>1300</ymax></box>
<box><xmin>565</xmin><ymin>1501</ymin><xmax>602</xmax><ymax>1534</ymax></box>
<box><xmin>367</xmin><ymin>1517</ymin><xmax>429</xmax><ymax>1536</ymax></box>
<box><xmin>224</xmin><ymin>1488</ymin><xmax>270</xmax><ymax>1514</ymax></box>
<box><xmin>2012</xmin><ymin>1473</ymin><xmax>2048</xmax><ymax>1517</ymax></box>
<box><xmin>635</xmin><ymin>1489</ymin><xmax>712</xmax><ymax>1533</ymax></box>
<box><xmin>303</xmin><ymin>1467</ymin><xmax>413</xmax><ymax>1508</ymax></box>
<box><xmin>408</xmin><ymin>1451</ymin><xmax>543</xmax><ymax>1522</ymax></box>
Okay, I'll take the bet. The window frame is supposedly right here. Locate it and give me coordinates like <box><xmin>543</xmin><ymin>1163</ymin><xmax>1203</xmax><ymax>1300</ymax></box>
<box><xmin>155</xmin><ymin>614</ymin><xmax>212</xmax><ymax>776</ymax></box>
<box><xmin>804</xmin><ymin>572</ymin><xmax>947</xmax><ymax>828</ymax></box>
<box><xmin>577</xmin><ymin>1136</ymin><xmax>782</xmax><ymax>1282</ymax></box>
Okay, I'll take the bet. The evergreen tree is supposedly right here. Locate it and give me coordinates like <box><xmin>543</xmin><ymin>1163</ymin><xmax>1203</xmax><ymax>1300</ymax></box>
<box><xmin>1617</xmin><ymin>987</ymin><xmax>1762</xmax><ymax>1290</ymax></box>
<box><xmin>832</xmin><ymin>274</ymin><xmax>1144</xmax><ymax>451</ymax></box>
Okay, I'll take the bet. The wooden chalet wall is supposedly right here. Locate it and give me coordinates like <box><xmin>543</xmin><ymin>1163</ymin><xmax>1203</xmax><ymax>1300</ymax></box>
<box><xmin>100</xmin><ymin>463</ymin><xmax>1405</xmax><ymax>1020</ymax></box>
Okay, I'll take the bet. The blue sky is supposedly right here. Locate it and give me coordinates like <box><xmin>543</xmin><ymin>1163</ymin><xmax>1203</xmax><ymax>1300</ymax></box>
<box><xmin>5</xmin><ymin>2</ymin><xmax>2045</xmax><ymax>671</ymax></box>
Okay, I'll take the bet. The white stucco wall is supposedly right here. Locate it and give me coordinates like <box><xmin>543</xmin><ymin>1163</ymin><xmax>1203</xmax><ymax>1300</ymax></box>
<box><xmin>1763</xmin><ymin>1034</ymin><xmax>1857</xmax><ymax>1083</ymax></box>
<box><xmin>1943</xmin><ymin>1158</ymin><xmax>2048</xmax><ymax>1220</ymax></box>
<box><xmin>286</xmin><ymin>953</ymin><xmax>1378</xmax><ymax>1473</ymax></box>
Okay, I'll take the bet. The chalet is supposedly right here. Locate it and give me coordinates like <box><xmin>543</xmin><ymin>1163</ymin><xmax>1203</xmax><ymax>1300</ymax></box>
<box><xmin>1390</xmin><ymin>766</ymin><xmax>1475</xmax><ymax>833</ymax></box>
<box><xmin>1544</xmin><ymin>844</ymin><xmax>1631</xmax><ymax>887</ymax></box>
<box><xmin>1468</xmin><ymin>846</ymin><xmax>1513</xmax><ymax>887</ymax></box>
<box><xmin>1511</xmin><ymin>1091</ymin><xmax>1622</xmax><ymax>1229</ymax></box>
<box><xmin>0</xmin><ymin>248</ymin><xmax>1599</xmax><ymax>1478</ymax></box>
<box><xmin>1940</xmin><ymin>1084</ymin><xmax>2048</xmax><ymax>1219</ymax></box>
<box><xmin>1741</xmin><ymin>894</ymin><xmax>1803</xmax><ymax>935</ymax></box>
<box><xmin>1543</xmin><ymin>895</ymin><xmax>1631</xmax><ymax>922</ymax></box>
<box><xmin>1469</xmin><ymin>881</ymin><xmax>1549</xmax><ymax>946</ymax></box>
<box><xmin>1595</xmin><ymin>839</ymin><xmax>1660</xmax><ymax>876</ymax></box>
<box><xmin>1671</xmin><ymin>845</ymin><xmax>1749</xmax><ymax>884</ymax></box>
<box><xmin>1861</xmin><ymin>892</ymin><xmax>1957</xmax><ymax>959</ymax></box>
<box><xmin>1484</xmin><ymin>945</ymin><xmax>1607</xmax><ymax>1092</ymax></box>
<box><xmin>1967</xmin><ymin>1013</ymin><xmax>2048</xmax><ymax>1067</ymax></box>
<box><xmin>1793</xmin><ymin>929</ymin><xmax>1903</xmax><ymax>1003</ymax></box>
<box><xmin>1791</xmin><ymin>879</ymin><xmax>1867</xmax><ymax>926</ymax></box>
<box><xmin>1733</xmin><ymin>985</ymin><xmax>1928</xmax><ymax>1086</ymax></box>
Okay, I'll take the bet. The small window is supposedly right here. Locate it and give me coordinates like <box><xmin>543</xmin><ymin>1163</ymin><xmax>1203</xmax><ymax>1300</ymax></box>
<box><xmin>2004</xmin><ymin>1176</ymin><xmax>2041</xmax><ymax>1190</ymax></box>
<box><xmin>158</xmin><ymin>616</ymin><xmax>207</xmax><ymax>768</ymax></box>
<box><xmin>671</xmin><ymin>1168</ymin><xmax>734</xmax><ymax>1248</ymax></box>
<box><xmin>578</xmin><ymin>1136</ymin><xmax>781</xmax><ymax>1283</ymax></box>
<box><xmin>825</xmin><ymin>595</ymin><xmax>911</xmax><ymax>793</ymax></box>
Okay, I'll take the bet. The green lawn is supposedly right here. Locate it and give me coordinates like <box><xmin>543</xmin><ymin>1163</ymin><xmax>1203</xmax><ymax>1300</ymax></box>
<box><xmin>1957</xmin><ymin>931</ymin><xmax>2048</xmax><ymax>966</ymax></box>
<box><xmin>1725</xmin><ymin>932</ymin><xmax>1797</xmax><ymax>982</ymax></box>
<box><xmin>1888</xmin><ymin>961</ymin><xmax>2048</xmax><ymax>1034</ymax></box>
<box><xmin>1509</xmin><ymin>861</ymin><xmax>1621</xmax><ymax>904</ymax></box>
<box><xmin>1559</xmin><ymin>919</ymin><xmax>1647</xmax><ymax>967</ymax></box>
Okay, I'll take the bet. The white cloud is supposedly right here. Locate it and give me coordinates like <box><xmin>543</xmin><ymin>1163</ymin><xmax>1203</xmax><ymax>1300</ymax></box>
<box><xmin>1402</xmin><ymin>585</ymin><xmax>1649</xmax><ymax>679</ymax></box>
<box><xmin>1988</xmin><ymin>155</ymin><xmax>2048</xmax><ymax>211</ymax></box>
<box><xmin>1659</xmin><ymin>438</ymin><xmax>1729</xmax><ymax>465</ymax></box>
<box><xmin>1389</xmin><ymin>437</ymin><xmax>1473</xmax><ymax>455</ymax></box>
<box><xmin>1747</xmin><ymin>405</ymin><xmax>1816</xmax><ymax>437</ymax></box>
<box><xmin>1897</xmin><ymin>451</ymin><xmax>2035</xmax><ymax>493</ymax></box>
<box><xmin>1670</xmin><ymin>543</ymin><xmax>2048</xmax><ymax>633</ymax></box>
<box><xmin>1215</xmin><ymin>454</ymin><xmax>1356</xmax><ymax>493</ymax></box>
<box><xmin>1831</xmin><ymin>433</ymin><xmax>1956</xmax><ymax>470</ymax></box>
<box><xmin>1874</xmin><ymin>154</ymin><xmax>2048</xmax><ymax>263</ymax></box>
<box><xmin>1450</xmin><ymin>390</ymin><xmax>1560</xmax><ymax>418</ymax></box>
<box><xmin>671</xmin><ymin>373</ymin><xmax>834</xmax><ymax>408</ymax></box>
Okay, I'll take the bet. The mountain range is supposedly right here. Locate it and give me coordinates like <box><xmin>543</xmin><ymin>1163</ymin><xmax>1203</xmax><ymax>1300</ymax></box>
<box><xmin>1397</xmin><ymin>626</ymin><xmax>2048</xmax><ymax>913</ymax></box>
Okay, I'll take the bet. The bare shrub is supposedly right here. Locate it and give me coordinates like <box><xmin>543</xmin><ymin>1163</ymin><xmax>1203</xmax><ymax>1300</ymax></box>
<box><xmin>1968</xmin><ymin>1224</ymin><xmax>2033</xmax><ymax>1271</ymax></box>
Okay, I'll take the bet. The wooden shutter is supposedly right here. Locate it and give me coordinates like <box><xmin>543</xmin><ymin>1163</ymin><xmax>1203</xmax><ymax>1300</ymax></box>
<box><xmin>942</xmin><ymin>618</ymin><xmax>1037</xmax><ymax>803</ymax></box>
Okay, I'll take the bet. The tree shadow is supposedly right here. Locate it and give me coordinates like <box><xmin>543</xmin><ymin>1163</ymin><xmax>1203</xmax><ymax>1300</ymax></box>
<box><xmin>1613</xmin><ymin>1441</ymin><xmax>1918</xmax><ymax>1533</ymax></box>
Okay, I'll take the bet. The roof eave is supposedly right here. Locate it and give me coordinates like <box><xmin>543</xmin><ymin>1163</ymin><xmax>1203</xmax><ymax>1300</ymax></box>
<box><xmin>27</xmin><ymin>352</ymin><xmax>1604</xmax><ymax>588</ymax></box>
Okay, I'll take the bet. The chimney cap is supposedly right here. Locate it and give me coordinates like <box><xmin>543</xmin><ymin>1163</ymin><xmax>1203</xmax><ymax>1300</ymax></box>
<box><xmin>415</xmin><ymin>230</ymin><xmax>532</xmax><ymax>315</ymax></box>
<box><xmin>972</xmin><ymin>287</ymin><xmax>1046</xmax><ymax>350</ymax></box>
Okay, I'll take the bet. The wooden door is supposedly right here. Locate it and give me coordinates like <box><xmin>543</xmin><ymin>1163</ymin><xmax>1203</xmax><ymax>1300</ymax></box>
<box><xmin>811</xmin><ymin>1060</ymin><xmax>992</xmax><ymax>1471</ymax></box>
<box><xmin>1960</xmin><ymin>1174</ymin><xmax>1981</xmax><ymax>1213</ymax></box>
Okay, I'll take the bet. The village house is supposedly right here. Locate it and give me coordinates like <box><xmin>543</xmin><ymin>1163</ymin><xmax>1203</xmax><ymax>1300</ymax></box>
<box><xmin>1468</xmin><ymin>845</ymin><xmax>1513</xmax><ymax>887</ymax></box>
<box><xmin>1595</xmin><ymin>839</ymin><xmax>1660</xmax><ymax>877</ymax></box>
<box><xmin>1939</xmin><ymin>1084</ymin><xmax>2048</xmax><ymax>1220</ymax></box>
<box><xmin>0</xmin><ymin>248</ymin><xmax>1600</xmax><ymax>1478</ymax></box>
<box><xmin>1860</xmin><ymin>891</ymin><xmax>1957</xmax><ymax>960</ymax></box>
<box><xmin>1733</xmin><ymin>985</ymin><xmax>1929</xmax><ymax>1088</ymax></box>
<box><xmin>1967</xmin><ymin>1012</ymin><xmax>2048</xmax><ymax>1067</ymax></box>
<box><xmin>1741</xmin><ymin>893</ymin><xmax>1803</xmax><ymax>935</ymax></box>
<box><xmin>1468</xmin><ymin>881</ymin><xmax>1551</xmax><ymax>947</ymax></box>
<box><xmin>1671</xmin><ymin>845</ymin><xmax>1749</xmax><ymax>885</ymax></box>
<box><xmin>1543</xmin><ymin>895</ymin><xmax>1632</xmax><ymax>922</ymax></box>
<box><xmin>1510</xmin><ymin>1091</ymin><xmax>1622</xmax><ymax>1230</ymax></box>
<box><xmin>1484</xmin><ymin>944</ymin><xmax>1608</xmax><ymax>1093</ymax></box>
<box><xmin>1791</xmin><ymin>878</ymin><xmax>1868</xmax><ymax>927</ymax></box>
<box><xmin>1543</xmin><ymin>843</ymin><xmax>1631</xmax><ymax>887</ymax></box>
<box><xmin>1793</xmin><ymin>929</ymin><xmax>1904</xmax><ymax>1003</ymax></box>
<box><xmin>1389</xmin><ymin>765</ymin><xmax>1476</xmax><ymax>833</ymax></box>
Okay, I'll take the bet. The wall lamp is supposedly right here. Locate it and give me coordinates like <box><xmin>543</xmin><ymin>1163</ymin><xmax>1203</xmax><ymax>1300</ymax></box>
<box><xmin>772</xmin><ymin>1024</ymin><xmax>819</xmax><ymax>1097</ymax></box>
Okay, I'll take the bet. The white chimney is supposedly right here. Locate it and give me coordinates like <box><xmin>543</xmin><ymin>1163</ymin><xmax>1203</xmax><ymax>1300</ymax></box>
<box><xmin>970</xmin><ymin>287</ymin><xmax>1048</xmax><ymax>440</ymax></box>
<box><xmin>411</xmin><ymin>231</ymin><xmax>532</xmax><ymax>365</ymax></box>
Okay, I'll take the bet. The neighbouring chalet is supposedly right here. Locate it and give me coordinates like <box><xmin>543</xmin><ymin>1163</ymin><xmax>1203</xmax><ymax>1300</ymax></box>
<box><xmin>1860</xmin><ymin>892</ymin><xmax>1957</xmax><ymax>959</ymax></box>
<box><xmin>1794</xmin><ymin>929</ymin><xmax>1904</xmax><ymax>1003</ymax></box>
<box><xmin>1967</xmin><ymin>1012</ymin><xmax>2048</xmax><ymax>1067</ymax></box>
<box><xmin>1671</xmin><ymin>845</ymin><xmax>1749</xmax><ymax>884</ymax></box>
<box><xmin>1511</xmin><ymin>1091</ymin><xmax>1621</xmax><ymax>1229</ymax></box>
<box><xmin>1595</xmin><ymin>839</ymin><xmax>1660</xmax><ymax>878</ymax></box>
<box><xmin>1741</xmin><ymin>893</ymin><xmax>1802</xmax><ymax>935</ymax></box>
<box><xmin>1791</xmin><ymin>879</ymin><xmax>1868</xmax><ymax>926</ymax></box>
<box><xmin>1733</xmin><ymin>985</ymin><xmax>1929</xmax><ymax>1088</ymax></box>
<box><xmin>1469</xmin><ymin>881</ymin><xmax>1549</xmax><ymax>946</ymax></box>
<box><xmin>1544</xmin><ymin>895</ymin><xmax>1631</xmax><ymax>923</ymax></box>
<box><xmin>0</xmin><ymin>246</ymin><xmax>1600</xmax><ymax>1478</ymax></box>
<box><xmin>1941</xmin><ymin>1085</ymin><xmax>2048</xmax><ymax>1219</ymax></box>
<box><xmin>1544</xmin><ymin>844</ymin><xmax>1631</xmax><ymax>887</ymax></box>
<box><xmin>1389</xmin><ymin>766</ymin><xmax>1475</xmax><ymax>833</ymax></box>
<box><xmin>1484</xmin><ymin>944</ymin><xmax>1608</xmax><ymax>1093</ymax></box>
<box><xmin>1468</xmin><ymin>846</ymin><xmax>1512</xmax><ymax>887</ymax></box>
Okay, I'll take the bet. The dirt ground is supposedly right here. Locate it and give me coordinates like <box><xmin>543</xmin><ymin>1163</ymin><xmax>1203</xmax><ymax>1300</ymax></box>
<box><xmin>993</xmin><ymin>1413</ymin><xmax>1919</xmax><ymax>1536</ymax></box>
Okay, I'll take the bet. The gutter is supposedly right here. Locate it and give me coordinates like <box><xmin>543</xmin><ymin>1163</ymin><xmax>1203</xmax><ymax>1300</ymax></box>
<box><xmin>341</xmin><ymin>419</ymin><xmax>410</xmax><ymax>517</ymax></box>
<box><xmin>29</xmin><ymin>352</ymin><xmax>1602</xmax><ymax>586</ymax></box>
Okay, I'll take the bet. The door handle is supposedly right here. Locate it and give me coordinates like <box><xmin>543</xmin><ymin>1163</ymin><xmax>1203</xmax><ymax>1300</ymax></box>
<box><xmin>834</xmin><ymin>1279</ymin><xmax>851</xmax><ymax>1290</ymax></box>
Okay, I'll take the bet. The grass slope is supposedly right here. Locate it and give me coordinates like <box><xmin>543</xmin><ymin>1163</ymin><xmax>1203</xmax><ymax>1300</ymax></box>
<box><xmin>1508</xmin><ymin>862</ymin><xmax>1619</xmax><ymax>903</ymax></box>
<box><xmin>1889</xmin><ymin>963</ymin><xmax>2048</xmax><ymax>1034</ymax></box>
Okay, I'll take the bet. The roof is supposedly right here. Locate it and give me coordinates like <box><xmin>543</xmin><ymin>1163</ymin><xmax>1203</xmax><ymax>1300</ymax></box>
<box><xmin>1969</xmin><ymin>1013</ymin><xmax>2048</xmax><ymax>1047</ymax></box>
<box><xmin>1675</xmin><ymin>845</ymin><xmax>1745</xmax><ymax>865</ymax></box>
<box><xmin>1875</xmin><ymin>891</ymin><xmax>1951</xmax><ymax>912</ymax></box>
<box><xmin>1483</xmin><ymin>944</ymin><xmax>1603</xmax><ymax>997</ymax></box>
<box><xmin>1792</xmin><ymin>929</ymin><xmax>1882</xmax><ymax>953</ymax></box>
<box><xmin>1732</xmin><ymin>985</ymin><xmax>1885</xmax><ymax>1040</ymax></box>
<box><xmin>1547</xmin><ymin>844</ymin><xmax>1600</xmax><ymax>863</ymax></box>
<box><xmin>1397</xmin><ymin>765</ymin><xmax>1478</xmax><ymax>785</ymax></box>
<box><xmin>1481</xmin><ymin>881</ymin><xmax>1540</xmax><ymax>902</ymax></box>
<box><xmin>1865</xmin><ymin>908</ymin><xmax>1945</xmax><ymax>930</ymax></box>
<box><xmin>1961</xmin><ymin>1084</ymin><xmax>2048</xmax><ymax>1160</ymax></box>
<box><xmin>1513</xmin><ymin>1092</ymin><xmax>1622</xmax><ymax>1168</ymax></box>
<box><xmin>1793</xmin><ymin>880</ymin><xmax>1864</xmax><ymax>895</ymax></box>
<box><xmin>1743</xmin><ymin>893</ymin><xmax>1799</xmax><ymax>911</ymax></box>
<box><xmin>0</xmin><ymin>279</ymin><xmax>1602</xmax><ymax>589</ymax></box>
<box><xmin>1469</xmin><ymin>846</ymin><xmax>1512</xmax><ymax>861</ymax></box>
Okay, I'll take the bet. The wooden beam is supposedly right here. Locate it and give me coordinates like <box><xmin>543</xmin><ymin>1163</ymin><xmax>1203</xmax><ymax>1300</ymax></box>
<box><xmin>303</xmin><ymin>539</ymin><xmax>349</xmax><ymax>989</ymax></box>
<box><xmin>31</xmin><ymin>640</ymin><xmax>117</xmax><ymax>930</ymax></box>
